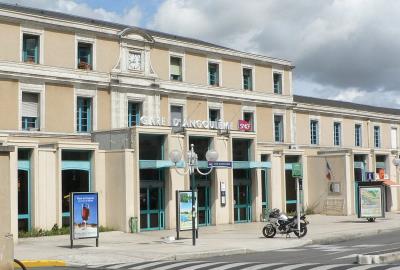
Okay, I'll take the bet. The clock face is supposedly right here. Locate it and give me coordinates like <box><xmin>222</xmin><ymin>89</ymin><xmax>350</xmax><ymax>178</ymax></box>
<box><xmin>128</xmin><ymin>52</ymin><xmax>141</xmax><ymax>71</ymax></box>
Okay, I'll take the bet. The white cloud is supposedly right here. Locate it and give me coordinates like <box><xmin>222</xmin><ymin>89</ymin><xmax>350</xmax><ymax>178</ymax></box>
<box><xmin>1</xmin><ymin>0</ymin><xmax>142</xmax><ymax>26</ymax></box>
<box><xmin>148</xmin><ymin>0</ymin><xmax>400</xmax><ymax>108</ymax></box>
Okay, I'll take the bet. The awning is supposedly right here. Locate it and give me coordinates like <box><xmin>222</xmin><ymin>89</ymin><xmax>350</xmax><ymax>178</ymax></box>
<box><xmin>381</xmin><ymin>179</ymin><xmax>400</xmax><ymax>187</ymax></box>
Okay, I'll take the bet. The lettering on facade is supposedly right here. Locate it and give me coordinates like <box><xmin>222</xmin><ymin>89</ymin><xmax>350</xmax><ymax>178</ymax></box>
<box><xmin>140</xmin><ymin>116</ymin><xmax>232</xmax><ymax>130</ymax></box>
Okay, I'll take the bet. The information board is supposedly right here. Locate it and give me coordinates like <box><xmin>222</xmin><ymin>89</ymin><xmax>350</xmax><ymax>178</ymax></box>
<box><xmin>177</xmin><ymin>191</ymin><xmax>198</xmax><ymax>231</ymax></box>
<box><xmin>71</xmin><ymin>192</ymin><xmax>99</xmax><ymax>240</ymax></box>
<box><xmin>358</xmin><ymin>186</ymin><xmax>385</xmax><ymax>218</ymax></box>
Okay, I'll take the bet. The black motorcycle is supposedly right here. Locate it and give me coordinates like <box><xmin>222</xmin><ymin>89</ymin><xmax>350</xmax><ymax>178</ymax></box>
<box><xmin>262</xmin><ymin>208</ymin><xmax>309</xmax><ymax>238</ymax></box>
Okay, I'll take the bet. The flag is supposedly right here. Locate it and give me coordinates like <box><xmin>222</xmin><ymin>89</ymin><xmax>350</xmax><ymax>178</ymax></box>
<box><xmin>326</xmin><ymin>160</ymin><xmax>332</xmax><ymax>180</ymax></box>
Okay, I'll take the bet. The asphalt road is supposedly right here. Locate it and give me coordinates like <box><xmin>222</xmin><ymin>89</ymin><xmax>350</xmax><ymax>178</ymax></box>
<box><xmin>30</xmin><ymin>230</ymin><xmax>400</xmax><ymax>270</ymax></box>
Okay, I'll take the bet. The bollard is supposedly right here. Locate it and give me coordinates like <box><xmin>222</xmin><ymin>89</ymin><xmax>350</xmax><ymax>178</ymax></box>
<box><xmin>0</xmin><ymin>233</ymin><xmax>14</xmax><ymax>270</ymax></box>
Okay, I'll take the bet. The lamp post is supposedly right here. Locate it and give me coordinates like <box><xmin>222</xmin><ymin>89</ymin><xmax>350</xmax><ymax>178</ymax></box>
<box><xmin>170</xmin><ymin>144</ymin><xmax>218</xmax><ymax>246</ymax></box>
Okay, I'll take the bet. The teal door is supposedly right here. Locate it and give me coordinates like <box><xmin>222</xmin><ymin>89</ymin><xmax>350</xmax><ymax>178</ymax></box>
<box><xmin>18</xmin><ymin>160</ymin><xmax>31</xmax><ymax>232</ymax></box>
<box><xmin>140</xmin><ymin>186</ymin><xmax>164</xmax><ymax>230</ymax></box>
<box><xmin>197</xmin><ymin>185</ymin><xmax>211</xmax><ymax>226</ymax></box>
<box><xmin>261</xmin><ymin>169</ymin><xmax>269</xmax><ymax>211</ymax></box>
<box><xmin>354</xmin><ymin>161</ymin><xmax>365</xmax><ymax>214</ymax></box>
<box><xmin>234</xmin><ymin>184</ymin><xmax>251</xmax><ymax>223</ymax></box>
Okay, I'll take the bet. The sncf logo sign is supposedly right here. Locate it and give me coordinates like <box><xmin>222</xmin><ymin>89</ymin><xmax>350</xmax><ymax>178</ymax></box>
<box><xmin>238</xmin><ymin>120</ymin><xmax>252</xmax><ymax>131</ymax></box>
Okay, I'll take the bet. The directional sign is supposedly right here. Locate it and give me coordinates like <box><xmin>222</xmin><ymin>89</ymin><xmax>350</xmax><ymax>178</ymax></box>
<box><xmin>292</xmin><ymin>163</ymin><xmax>303</xmax><ymax>178</ymax></box>
<box><xmin>366</xmin><ymin>172</ymin><xmax>375</xmax><ymax>181</ymax></box>
<box><xmin>208</xmin><ymin>161</ymin><xmax>232</xmax><ymax>168</ymax></box>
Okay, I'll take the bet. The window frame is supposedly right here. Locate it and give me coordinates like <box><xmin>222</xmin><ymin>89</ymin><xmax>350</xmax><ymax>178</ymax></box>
<box><xmin>74</xmin><ymin>88</ymin><xmax>97</xmax><ymax>133</ymax></box>
<box><xmin>75</xmin><ymin>35</ymin><xmax>96</xmax><ymax>71</ymax></box>
<box><xmin>374</xmin><ymin>125</ymin><xmax>381</xmax><ymax>148</ymax></box>
<box><xmin>169</xmin><ymin>52</ymin><xmax>185</xmax><ymax>82</ymax></box>
<box><xmin>127</xmin><ymin>101</ymin><xmax>141</xmax><ymax>127</ymax></box>
<box><xmin>242</xmin><ymin>66</ymin><xmax>254</xmax><ymax>91</ymax></box>
<box><xmin>274</xmin><ymin>114</ymin><xmax>284</xmax><ymax>143</ymax></box>
<box><xmin>355</xmin><ymin>123</ymin><xmax>362</xmax><ymax>147</ymax></box>
<box><xmin>20</xmin><ymin>27</ymin><xmax>44</xmax><ymax>65</ymax></box>
<box><xmin>310</xmin><ymin>119</ymin><xmax>319</xmax><ymax>145</ymax></box>
<box><xmin>208</xmin><ymin>62</ymin><xmax>220</xmax><ymax>86</ymax></box>
<box><xmin>170</xmin><ymin>104</ymin><xmax>184</xmax><ymax>127</ymax></box>
<box><xmin>76</xmin><ymin>96</ymin><xmax>92</xmax><ymax>133</ymax></box>
<box><xmin>208</xmin><ymin>108</ymin><xmax>221</xmax><ymax>122</ymax></box>
<box><xmin>333</xmin><ymin>122</ymin><xmax>342</xmax><ymax>146</ymax></box>
<box><xmin>242</xmin><ymin>110</ymin><xmax>255</xmax><ymax>132</ymax></box>
<box><xmin>272</xmin><ymin>70</ymin><xmax>284</xmax><ymax>94</ymax></box>
<box><xmin>19</xmin><ymin>82</ymin><xmax>45</xmax><ymax>132</ymax></box>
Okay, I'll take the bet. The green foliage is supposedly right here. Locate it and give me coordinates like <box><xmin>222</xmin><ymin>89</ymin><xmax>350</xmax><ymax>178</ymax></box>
<box><xmin>18</xmin><ymin>224</ymin><xmax>114</xmax><ymax>238</ymax></box>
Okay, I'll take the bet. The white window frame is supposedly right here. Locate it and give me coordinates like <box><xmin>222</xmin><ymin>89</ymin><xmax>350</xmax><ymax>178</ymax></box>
<box><xmin>241</xmin><ymin>64</ymin><xmax>255</xmax><ymax>91</ymax></box>
<box><xmin>19</xmin><ymin>82</ymin><xmax>45</xmax><ymax>131</ymax></box>
<box><xmin>20</xmin><ymin>26</ymin><xmax>44</xmax><ymax>64</ymax></box>
<box><xmin>391</xmin><ymin>126</ymin><xmax>398</xmax><ymax>149</ymax></box>
<box><xmin>169</xmin><ymin>52</ymin><xmax>185</xmax><ymax>82</ymax></box>
<box><xmin>373</xmin><ymin>125</ymin><xmax>381</xmax><ymax>148</ymax></box>
<box><xmin>74</xmin><ymin>87</ymin><xmax>97</xmax><ymax>133</ymax></box>
<box><xmin>309</xmin><ymin>116</ymin><xmax>320</xmax><ymax>145</ymax></box>
<box><xmin>207</xmin><ymin>100</ymin><xmax>224</xmax><ymax>122</ymax></box>
<box><xmin>126</xmin><ymin>94</ymin><xmax>145</xmax><ymax>127</ymax></box>
<box><xmin>241</xmin><ymin>105</ymin><xmax>256</xmax><ymax>132</ymax></box>
<box><xmin>354</xmin><ymin>122</ymin><xmax>363</xmax><ymax>147</ymax></box>
<box><xmin>75</xmin><ymin>35</ymin><xmax>96</xmax><ymax>71</ymax></box>
<box><xmin>207</xmin><ymin>58</ymin><xmax>222</xmax><ymax>87</ymax></box>
<box><xmin>272</xmin><ymin>69</ymin><xmax>284</xmax><ymax>94</ymax></box>
<box><xmin>333</xmin><ymin>121</ymin><xmax>342</xmax><ymax>146</ymax></box>
<box><xmin>273</xmin><ymin>113</ymin><xmax>285</xmax><ymax>143</ymax></box>
<box><xmin>168</xmin><ymin>97</ymin><xmax>186</xmax><ymax>126</ymax></box>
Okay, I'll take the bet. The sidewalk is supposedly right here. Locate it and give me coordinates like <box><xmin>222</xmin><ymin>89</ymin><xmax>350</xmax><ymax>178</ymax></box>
<box><xmin>15</xmin><ymin>213</ymin><xmax>400</xmax><ymax>267</ymax></box>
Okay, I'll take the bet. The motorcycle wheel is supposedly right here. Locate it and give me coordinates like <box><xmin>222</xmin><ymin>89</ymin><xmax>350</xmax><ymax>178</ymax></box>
<box><xmin>294</xmin><ymin>223</ymin><xmax>307</xmax><ymax>238</ymax></box>
<box><xmin>262</xmin><ymin>224</ymin><xmax>276</xmax><ymax>238</ymax></box>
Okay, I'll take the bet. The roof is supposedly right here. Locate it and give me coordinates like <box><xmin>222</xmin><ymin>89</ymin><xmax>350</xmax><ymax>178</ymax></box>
<box><xmin>294</xmin><ymin>95</ymin><xmax>400</xmax><ymax>116</ymax></box>
<box><xmin>0</xmin><ymin>2</ymin><xmax>291</xmax><ymax>65</ymax></box>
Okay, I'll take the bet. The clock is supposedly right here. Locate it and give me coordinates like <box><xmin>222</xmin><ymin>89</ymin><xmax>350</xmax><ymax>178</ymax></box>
<box><xmin>128</xmin><ymin>52</ymin><xmax>141</xmax><ymax>71</ymax></box>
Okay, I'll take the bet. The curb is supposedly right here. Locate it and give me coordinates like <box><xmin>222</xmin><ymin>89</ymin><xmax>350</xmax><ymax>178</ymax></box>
<box><xmin>358</xmin><ymin>251</ymin><xmax>400</xmax><ymax>264</ymax></box>
<box><xmin>171</xmin><ymin>248</ymin><xmax>248</xmax><ymax>260</ymax></box>
<box><xmin>14</xmin><ymin>260</ymin><xmax>66</xmax><ymax>268</ymax></box>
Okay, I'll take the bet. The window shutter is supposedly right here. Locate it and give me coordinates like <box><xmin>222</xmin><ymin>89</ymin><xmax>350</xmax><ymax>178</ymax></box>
<box><xmin>171</xmin><ymin>106</ymin><xmax>183</xmax><ymax>124</ymax></box>
<box><xmin>22</xmin><ymin>92</ymin><xmax>39</xmax><ymax>117</ymax></box>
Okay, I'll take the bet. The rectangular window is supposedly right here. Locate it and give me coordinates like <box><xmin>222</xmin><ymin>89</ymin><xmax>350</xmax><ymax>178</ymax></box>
<box><xmin>333</xmin><ymin>122</ymin><xmax>341</xmax><ymax>146</ymax></box>
<box><xmin>310</xmin><ymin>120</ymin><xmax>319</xmax><ymax>145</ymax></box>
<box><xmin>355</xmin><ymin>124</ymin><xmax>362</xmax><ymax>147</ymax></box>
<box><xmin>23</xmin><ymin>34</ymin><xmax>39</xmax><ymax>64</ymax></box>
<box><xmin>243</xmin><ymin>68</ymin><xmax>253</xmax><ymax>90</ymax></box>
<box><xmin>21</xmin><ymin>92</ymin><xmax>39</xmax><ymax>130</ymax></box>
<box><xmin>170</xmin><ymin>57</ymin><xmax>182</xmax><ymax>81</ymax></box>
<box><xmin>209</xmin><ymin>109</ymin><xmax>220</xmax><ymax>122</ymax></box>
<box><xmin>274</xmin><ymin>115</ymin><xmax>284</xmax><ymax>142</ymax></box>
<box><xmin>128</xmin><ymin>102</ymin><xmax>141</xmax><ymax>127</ymax></box>
<box><xmin>374</xmin><ymin>126</ymin><xmax>381</xmax><ymax>148</ymax></box>
<box><xmin>77</xmin><ymin>42</ymin><xmax>93</xmax><ymax>70</ymax></box>
<box><xmin>273</xmin><ymin>73</ymin><xmax>282</xmax><ymax>94</ymax></box>
<box><xmin>392</xmin><ymin>128</ymin><xmax>398</xmax><ymax>149</ymax></box>
<box><xmin>208</xmin><ymin>63</ymin><xmax>219</xmax><ymax>86</ymax></box>
<box><xmin>76</xmin><ymin>97</ymin><xmax>92</xmax><ymax>132</ymax></box>
<box><xmin>170</xmin><ymin>105</ymin><xmax>183</xmax><ymax>126</ymax></box>
<box><xmin>243</xmin><ymin>112</ymin><xmax>254</xmax><ymax>132</ymax></box>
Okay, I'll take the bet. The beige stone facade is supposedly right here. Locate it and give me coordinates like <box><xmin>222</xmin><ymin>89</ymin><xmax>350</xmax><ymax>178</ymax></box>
<box><xmin>0</xmin><ymin>3</ymin><xmax>399</xmax><ymax>242</ymax></box>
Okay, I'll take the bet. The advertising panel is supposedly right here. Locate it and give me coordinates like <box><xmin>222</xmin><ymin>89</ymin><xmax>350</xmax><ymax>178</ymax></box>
<box><xmin>238</xmin><ymin>120</ymin><xmax>251</xmax><ymax>131</ymax></box>
<box><xmin>177</xmin><ymin>191</ymin><xmax>197</xmax><ymax>231</ymax></box>
<box><xmin>71</xmin><ymin>192</ymin><xmax>99</xmax><ymax>240</ymax></box>
<box><xmin>358</xmin><ymin>186</ymin><xmax>384</xmax><ymax>218</ymax></box>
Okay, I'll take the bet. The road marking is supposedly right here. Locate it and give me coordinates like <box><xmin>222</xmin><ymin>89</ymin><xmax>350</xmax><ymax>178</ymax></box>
<box><xmin>150</xmin><ymin>261</ymin><xmax>202</xmax><ymax>270</ymax></box>
<box><xmin>178</xmin><ymin>261</ymin><xmax>227</xmax><ymax>270</ymax></box>
<box><xmin>334</xmin><ymin>253</ymin><xmax>359</xmax><ymax>260</ymax></box>
<box><xmin>240</xmin><ymin>263</ymin><xmax>285</xmax><ymax>270</ymax></box>
<box><xmin>353</xmin><ymin>244</ymin><xmax>383</xmax><ymax>248</ymax></box>
<box><xmin>275</xmin><ymin>248</ymin><xmax>307</xmax><ymax>252</ymax></box>
<box><xmin>347</xmin><ymin>265</ymin><xmax>384</xmax><ymax>270</ymax></box>
<box><xmin>107</xmin><ymin>262</ymin><xmax>145</xmax><ymax>269</ymax></box>
<box><xmin>204</xmin><ymin>262</ymin><xmax>253</xmax><ymax>270</ymax></box>
<box><xmin>128</xmin><ymin>261</ymin><xmax>170</xmax><ymax>269</ymax></box>
<box><xmin>272</xmin><ymin>263</ymin><xmax>319</xmax><ymax>270</ymax></box>
<box><xmin>308</xmin><ymin>264</ymin><xmax>350</xmax><ymax>270</ymax></box>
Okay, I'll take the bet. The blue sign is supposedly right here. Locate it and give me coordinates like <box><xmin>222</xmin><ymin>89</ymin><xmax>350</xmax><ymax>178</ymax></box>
<box><xmin>208</xmin><ymin>161</ymin><xmax>232</xmax><ymax>168</ymax></box>
<box><xmin>366</xmin><ymin>172</ymin><xmax>375</xmax><ymax>181</ymax></box>
<box><xmin>71</xmin><ymin>192</ymin><xmax>99</xmax><ymax>240</ymax></box>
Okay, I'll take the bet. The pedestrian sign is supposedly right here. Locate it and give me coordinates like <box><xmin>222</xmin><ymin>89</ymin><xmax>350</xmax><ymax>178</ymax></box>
<box><xmin>292</xmin><ymin>163</ymin><xmax>303</xmax><ymax>178</ymax></box>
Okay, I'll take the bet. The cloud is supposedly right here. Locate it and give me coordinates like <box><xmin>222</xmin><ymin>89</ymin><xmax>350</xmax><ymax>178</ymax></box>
<box><xmin>148</xmin><ymin>0</ymin><xmax>400</xmax><ymax>108</ymax></box>
<box><xmin>1</xmin><ymin>0</ymin><xmax>142</xmax><ymax>26</ymax></box>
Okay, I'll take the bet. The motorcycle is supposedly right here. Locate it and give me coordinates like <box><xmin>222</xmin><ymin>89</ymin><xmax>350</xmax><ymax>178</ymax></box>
<box><xmin>262</xmin><ymin>208</ymin><xmax>309</xmax><ymax>238</ymax></box>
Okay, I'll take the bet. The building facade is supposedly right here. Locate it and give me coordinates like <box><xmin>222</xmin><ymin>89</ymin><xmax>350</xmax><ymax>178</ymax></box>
<box><xmin>0</xmin><ymin>3</ymin><xmax>399</xmax><ymax>240</ymax></box>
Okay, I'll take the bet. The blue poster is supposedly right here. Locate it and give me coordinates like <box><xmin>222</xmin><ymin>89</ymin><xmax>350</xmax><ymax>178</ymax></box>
<box><xmin>72</xmin><ymin>192</ymin><xmax>99</xmax><ymax>239</ymax></box>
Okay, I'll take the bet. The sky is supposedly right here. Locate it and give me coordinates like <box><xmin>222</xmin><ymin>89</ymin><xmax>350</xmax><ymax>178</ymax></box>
<box><xmin>2</xmin><ymin>0</ymin><xmax>400</xmax><ymax>108</ymax></box>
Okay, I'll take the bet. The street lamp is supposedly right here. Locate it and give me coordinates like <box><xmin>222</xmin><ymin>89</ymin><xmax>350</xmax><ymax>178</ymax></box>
<box><xmin>170</xmin><ymin>144</ymin><xmax>218</xmax><ymax>246</ymax></box>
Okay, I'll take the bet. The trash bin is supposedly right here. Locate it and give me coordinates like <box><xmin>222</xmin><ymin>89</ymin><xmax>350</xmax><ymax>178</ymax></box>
<box><xmin>0</xmin><ymin>233</ymin><xmax>14</xmax><ymax>270</ymax></box>
<box><xmin>129</xmin><ymin>217</ymin><xmax>138</xmax><ymax>233</ymax></box>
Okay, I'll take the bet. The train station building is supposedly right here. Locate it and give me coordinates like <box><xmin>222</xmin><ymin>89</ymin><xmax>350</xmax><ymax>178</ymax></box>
<box><xmin>0</xmin><ymin>3</ymin><xmax>400</xmax><ymax>240</ymax></box>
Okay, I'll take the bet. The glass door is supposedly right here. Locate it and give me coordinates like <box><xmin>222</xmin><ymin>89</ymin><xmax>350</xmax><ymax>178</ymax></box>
<box><xmin>140</xmin><ymin>187</ymin><xmax>164</xmax><ymax>230</ymax></box>
<box><xmin>197</xmin><ymin>185</ymin><xmax>210</xmax><ymax>226</ymax></box>
<box><xmin>234</xmin><ymin>184</ymin><xmax>251</xmax><ymax>223</ymax></box>
<box><xmin>18</xmin><ymin>169</ymin><xmax>30</xmax><ymax>231</ymax></box>
<box><xmin>354</xmin><ymin>161</ymin><xmax>365</xmax><ymax>214</ymax></box>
